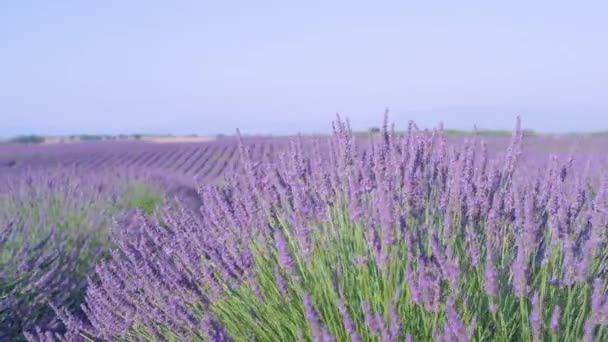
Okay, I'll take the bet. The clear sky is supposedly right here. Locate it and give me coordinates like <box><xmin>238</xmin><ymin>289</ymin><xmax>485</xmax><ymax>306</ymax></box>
<box><xmin>1</xmin><ymin>1</ymin><xmax>608</xmax><ymax>137</ymax></box>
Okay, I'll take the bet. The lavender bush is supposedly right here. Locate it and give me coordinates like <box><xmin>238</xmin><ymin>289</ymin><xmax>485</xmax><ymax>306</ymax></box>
<box><xmin>52</xmin><ymin>116</ymin><xmax>608</xmax><ymax>341</ymax></box>
<box><xmin>0</xmin><ymin>168</ymin><xmax>163</xmax><ymax>340</ymax></box>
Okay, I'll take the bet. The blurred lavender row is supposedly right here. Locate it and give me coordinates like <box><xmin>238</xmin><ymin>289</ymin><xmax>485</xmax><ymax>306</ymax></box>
<box><xmin>2</xmin><ymin>134</ymin><xmax>607</xmax><ymax>177</ymax></box>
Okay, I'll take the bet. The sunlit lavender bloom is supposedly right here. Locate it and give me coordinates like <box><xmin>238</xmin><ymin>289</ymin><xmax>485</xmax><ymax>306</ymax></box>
<box><xmin>201</xmin><ymin>314</ymin><xmax>229</xmax><ymax>342</ymax></box>
<box><xmin>419</xmin><ymin>267</ymin><xmax>441</xmax><ymax>313</ymax></box>
<box><xmin>274</xmin><ymin>267</ymin><xmax>289</xmax><ymax>297</ymax></box>
<box><xmin>481</xmin><ymin>247</ymin><xmax>496</xmax><ymax>284</ymax></box>
<box><xmin>388</xmin><ymin>303</ymin><xmax>402</xmax><ymax>341</ymax></box>
<box><xmin>511</xmin><ymin>243</ymin><xmax>528</xmax><ymax>298</ymax></box>
<box><xmin>442</xmin><ymin>298</ymin><xmax>468</xmax><ymax>341</ymax></box>
<box><xmin>321</xmin><ymin>328</ymin><xmax>336</xmax><ymax>342</ymax></box>
<box><xmin>274</xmin><ymin>229</ymin><xmax>295</xmax><ymax>275</ymax></box>
<box><xmin>431</xmin><ymin>235</ymin><xmax>460</xmax><ymax>289</ymax></box>
<box><xmin>303</xmin><ymin>293</ymin><xmax>326</xmax><ymax>341</ymax></box>
<box><xmin>406</xmin><ymin>266</ymin><xmax>421</xmax><ymax>305</ymax></box>
<box><xmin>464</xmin><ymin>224</ymin><xmax>480</xmax><ymax>269</ymax></box>
<box><xmin>530</xmin><ymin>292</ymin><xmax>543</xmax><ymax>341</ymax></box>
<box><xmin>484</xmin><ymin>254</ymin><xmax>498</xmax><ymax>312</ymax></box>
<box><xmin>550</xmin><ymin>305</ymin><xmax>561</xmax><ymax>332</ymax></box>
<box><xmin>372</xmin><ymin>311</ymin><xmax>390</xmax><ymax>342</ymax></box>
<box><xmin>362</xmin><ymin>302</ymin><xmax>381</xmax><ymax>337</ymax></box>
<box><xmin>337</xmin><ymin>295</ymin><xmax>360</xmax><ymax>342</ymax></box>
<box><xmin>352</xmin><ymin>255</ymin><xmax>368</xmax><ymax>268</ymax></box>
<box><xmin>584</xmin><ymin>319</ymin><xmax>595</xmax><ymax>342</ymax></box>
<box><xmin>584</xmin><ymin>278</ymin><xmax>608</xmax><ymax>341</ymax></box>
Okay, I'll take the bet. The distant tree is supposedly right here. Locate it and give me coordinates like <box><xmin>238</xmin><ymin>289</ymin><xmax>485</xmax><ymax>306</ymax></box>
<box><xmin>369</xmin><ymin>127</ymin><xmax>381</xmax><ymax>134</ymax></box>
<box><xmin>445</xmin><ymin>129</ymin><xmax>467</xmax><ymax>136</ymax></box>
<box><xmin>591</xmin><ymin>131</ymin><xmax>608</xmax><ymax>137</ymax></box>
<box><xmin>133</xmin><ymin>134</ymin><xmax>142</xmax><ymax>140</ymax></box>
<box><xmin>8</xmin><ymin>135</ymin><xmax>45</xmax><ymax>144</ymax></box>
<box><xmin>79</xmin><ymin>134</ymin><xmax>104</xmax><ymax>141</ymax></box>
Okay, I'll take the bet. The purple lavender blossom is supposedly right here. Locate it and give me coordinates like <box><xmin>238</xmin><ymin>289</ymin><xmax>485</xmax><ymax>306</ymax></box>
<box><xmin>512</xmin><ymin>243</ymin><xmax>528</xmax><ymax>298</ymax></box>
<box><xmin>530</xmin><ymin>292</ymin><xmax>543</xmax><ymax>341</ymax></box>
<box><xmin>550</xmin><ymin>305</ymin><xmax>561</xmax><ymax>332</ymax></box>
<box><xmin>304</xmin><ymin>293</ymin><xmax>333</xmax><ymax>342</ymax></box>
<box><xmin>274</xmin><ymin>229</ymin><xmax>296</xmax><ymax>275</ymax></box>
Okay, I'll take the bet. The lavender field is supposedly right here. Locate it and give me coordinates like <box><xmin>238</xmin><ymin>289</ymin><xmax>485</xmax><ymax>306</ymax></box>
<box><xmin>2</xmin><ymin>117</ymin><xmax>608</xmax><ymax>341</ymax></box>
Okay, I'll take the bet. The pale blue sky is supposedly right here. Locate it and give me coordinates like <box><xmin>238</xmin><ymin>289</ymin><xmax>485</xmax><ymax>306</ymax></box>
<box><xmin>1</xmin><ymin>1</ymin><xmax>607</xmax><ymax>137</ymax></box>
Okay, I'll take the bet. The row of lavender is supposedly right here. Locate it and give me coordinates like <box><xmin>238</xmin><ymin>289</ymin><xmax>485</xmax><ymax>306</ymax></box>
<box><xmin>0</xmin><ymin>138</ymin><xmax>283</xmax><ymax>182</ymax></box>
<box><xmin>18</xmin><ymin>117</ymin><xmax>608</xmax><ymax>341</ymax></box>
<box><xmin>3</xmin><ymin>134</ymin><xmax>606</xmax><ymax>182</ymax></box>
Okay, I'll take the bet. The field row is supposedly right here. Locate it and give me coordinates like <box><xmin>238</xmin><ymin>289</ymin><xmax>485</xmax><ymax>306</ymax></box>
<box><xmin>0</xmin><ymin>139</ymin><xmax>284</xmax><ymax>180</ymax></box>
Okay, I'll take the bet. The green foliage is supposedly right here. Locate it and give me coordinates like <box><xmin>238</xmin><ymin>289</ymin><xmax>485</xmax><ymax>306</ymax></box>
<box><xmin>78</xmin><ymin>134</ymin><xmax>104</xmax><ymax>141</ymax></box>
<box><xmin>124</xmin><ymin>183</ymin><xmax>164</xmax><ymax>215</ymax></box>
<box><xmin>8</xmin><ymin>135</ymin><xmax>45</xmax><ymax>144</ymax></box>
<box><xmin>210</xmin><ymin>204</ymin><xmax>605</xmax><ymax>341</ymax></box>
<box><xmin>213</xmin><ymin>206</ymin><xmax>376</xmax><ymax>341</ymax></box>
